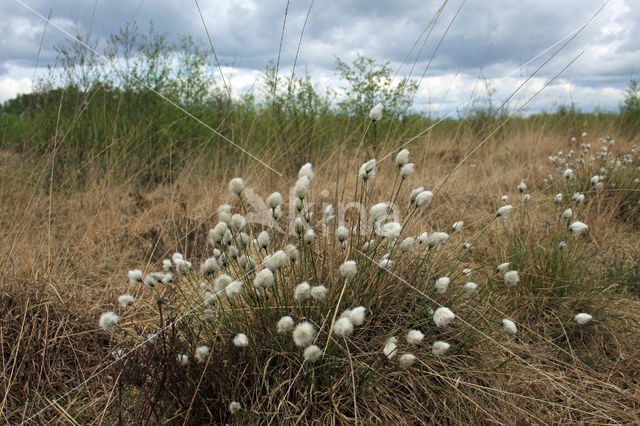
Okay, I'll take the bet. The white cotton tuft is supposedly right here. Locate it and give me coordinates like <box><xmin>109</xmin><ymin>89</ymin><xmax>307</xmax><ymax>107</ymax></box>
<box><xmin>201</xmin><ymin>257</ymin><xmax>218</xmax><ymax>276</ymax></box>
<box><xmin>369</xmin><ymin>203</ymin><xmax>389</xmax><ymax>222</ymax></box>
<box><xmin>228</xmin><ymin>401</ymin><xmax>242</xmax><ymax>414</ymax></box>
<box><xmin>415</xmin><ymin>190</ymin><xmax>434</xmax><ymax>208</ymax></box>
<box><xmin>435</xmin><ymin>277</ymin><xmax>450</xmax><ymax>294</ymax></box>
<box><xmin>427</xmin><ymin>232</ymin><xmax>449</xmax><ymax>248</ymax></box>
<box><xmin>369</xmin><ymin>103</ymin><xmax>383</xmax><ymax>121</ymax></box>
<box><xmin>433</xmin><ymin>307</ymin><xmax>455</xmax><ymax>327</ymax></box>
<box><xmin>349</xmin><ymin>306</ymin><xmax>366</xmax><ymax>326</ymax></box>
<box><xmin>294</xmin><ymin>282</ymin><xmax>311</xmax><ymax>301</ymax></box>
<box><xmin>294</xmin><ymin>176</ymin><xmax>311</xmax><ymax>199</ymax></box>
<box><xmin>503</xmin><ymin>270</ymin><xmax>520</xmax><ymax>287</ymax></box>
<box><xmin>381</xmin><ymin>222</ymin><xmax>402</xmax><ymax>240</ymax></box>
<box><xmin>555</xmin><ymin>193</ymin><xmax>563</xmax><ymax>203</ymax></box>
<box><xmin>410</xmin><ymin>186</ymin><xmax>425</xmax><ymax>203</ymax></box>
<box><xmin>303</xmin><ymin>344</ymin><xmax>323</xmax><ymax>362</ymax></box>
<box><xmin>562</xmin><ymin>208</ymin><xmax>573</xmax><ymax>221</ymax></box>
<box><xmin>400</xmin><ymin>163</ymin><xmax>415</xmax><ymax>179</ymax></box>
<box><xmin>336</xmin><ymin>226</ymin><xmax>350</xmax><ymax>242</ymax></box>
<box><xmin>383</xmin><ymin>337</ymin><xmax>398</xmax><ymax>359</ymax></box>
<box><xmin>333</xmin><ymin>317</ymin><xmax>354</xmax><ymax>337</ymax></box>
<box><xmin>118</xmin><ymin>294</ymin><xmax>135</xmax><ymax>309</ymax></box>
<box><xmin>225</xmin><ymin>281</ymin><xmax>243</xmax><ymax>298</ymax></box>
<box><xmin>417</xmin><ymin>232</ymin><xmax>429</xmax><ymax>244</ymax></box>
<box><xmin>399</xmin><ymin>237</ymin><xmax>415</xmax><ymax>253</ymax></box>
<box><xmin>395</xmin><ymin>149</ymin><xmax>410</xmax><ymax>167</ymax></box>
<box><xmin>277</xmin><ymin>316</ymin><xmax>295</xmax><ymax>334</ymax></box>
<box><xmin>451</xmin><ymin>221</ymin><xmax>464</xmax><ymax>232</ymax></box>
<box><xmin>462</xmin><ymin>268</ymin><xmax>471</xmax><ymax>276</ymax></box>
<box><xmin>194</xmin><ymin>345</ymin><xmax>210</xmax><ymax>363</ymax></box>
<box><xmin>340</xmin><ymin>261</ymin><xmax>357</xmax><ymax>278</ymax></box>
<box><xmin>399</xmin><ymin>353</ymin><xmax>417</xmax><ymax>369</ymax></box>
<box><xmin>497</xmin><ymin>262</ymin><xmax>510</xmax><ymax>273</ymax></box>
<box><xmin>298</xmin><ymin>163</ymin><xmax>315</xmax><ymax>181</ymax></box>
<box><xmin>266</xmin><ymin>191</ymin><xmax>283</xmax><ymax>208</ymax></box>
<box><xmin>128</xmin><ymin>269</ymin><xmax>143</xmax><ymax>284</ymax></box>
<box><xmin>431</xmin><ymin>340</ymin><xmax>450</xmax><ymax>355</ymax></box>
<box><xmin>177</xmin><ymin>354</ymin><xmax>190</xmax><ymax>366</ymax></box>
<box><xmin>253</xmin><ymin>268</ymin><xmax>274</xmax><ymax>289</ymax></box>
<box><xmin>214</xmin><ymin>273</ymin><xmax>233</xmax><ymax>293</ymax></box>
<box><xmin>231</xmin><ymin>214</ymin><xmax>246</xmax><ymax>230</ymax></box>
<box><xmin>574</xmin><ymin>312</ymin><xmax>593</xmax><ymax>325</ymax></box>
<box><xmin>406</xmin><ymin>329</ymin><xmax>424</xmax><ymax>345</ymax></box>
<box><xmin>257</xmin><ymin>231</ymin><xmax>270</xmax><ymax>248</ymax></box>
<box><xmin>497</xmin><ymin>205</ymin><xmax>513</xmax><ymax>218</ymax></box>
<box><xmin>293</xmin><ymin>321</ymin><xmax>316</xmax><ymax>347</ymax></box>
<box><xmin>358</xmin><ymin>159</ymin><xmax>377</xmax><ymax>181</ymax></box>
<box><xmin>502</xmin><ymin>318</ymin><xmax>518</xmax><ymax>335</ymax></box>
<box><xmin>311</xmin><ymin>285</ymin><xmax>328</xmax><ymax>301</ymax></box>
<box><xmin>285</xmin><ymin>244</ymin><xmax>300</xmax><ymax>261</ymax></box>
<box><xmin>99</xmin><ymin>312</ymin><xmax>120</xmax><ymax>332</ymax></box>
<box><xmin>523</xmin><ymin>194</ymin><xmax>531</xmax><ymax>202</ymax></box>
<box><xmin>517</xmin><ymin>180</ymin><xmax>526</xmax><ymax>193</ymax></box>
<box><xmin>463</xmin><ymin>282</ymin><xmax>478</xmax><ymax>293</ymax></box>
<box><xmin>304</xmin><ymin>228</ymin><xmax>316</xmax><ymax>243</ymax></box>
<box><xmin>569</xmin><ymin>221</ymin><xmax>588</xmax><ymax>235</ymax></box>
<box><xmin>229</xmin><ymin>177</ymin><xmax>245</xmax><ymax>195</ymax></box>
<box><xmin>233</xmin><ymin>333</ymin><xmax>249</xmax><ymax>347</ymax></box>
<box><xmin>563</xmin><ymin>168</ymin><xmax>574</xmax><ymax>179</ymax></box>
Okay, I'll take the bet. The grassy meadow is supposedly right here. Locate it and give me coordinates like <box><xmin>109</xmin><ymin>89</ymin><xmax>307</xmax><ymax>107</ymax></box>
<box><xmin>1</xmin><ymin>23</ymin><xmax>640</xmax><ymax>425</ymax></box>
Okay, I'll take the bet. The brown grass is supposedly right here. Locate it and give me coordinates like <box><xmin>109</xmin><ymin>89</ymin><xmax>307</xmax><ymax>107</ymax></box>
<box><xmin>1</xmin><ymin>124</ymin><xmax>639</xmax><ymax>424</ymax></box>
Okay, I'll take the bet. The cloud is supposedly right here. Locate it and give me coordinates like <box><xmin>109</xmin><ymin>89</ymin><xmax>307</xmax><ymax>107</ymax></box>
<box><xmin>1</xmin><ymin>0</ymin><xmax>637</xmax><ymax>113</ymax></box>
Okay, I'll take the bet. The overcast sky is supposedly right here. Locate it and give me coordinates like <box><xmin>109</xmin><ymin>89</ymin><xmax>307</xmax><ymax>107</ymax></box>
<box><xmin>1</xmin><ymin>0</ymin><xmax>638</xmax><ymax>115</ymax></box>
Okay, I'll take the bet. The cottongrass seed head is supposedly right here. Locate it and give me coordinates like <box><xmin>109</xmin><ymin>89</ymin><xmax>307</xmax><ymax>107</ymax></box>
<box><xmin>228</xmin><ymin>401</ymin><xmax>242</xmax><ymax>414</ymax></box>
<box><xmin>277</xmin><ymin>316</ymin><xmax>295</xmax><ymax>334</ymax></box>
<box><xmin>433</xmin><ymin>307</ymin><xmax>455</xmax><ymax>327</ymax></box>
<box><xmin>399</xmin><ymin>353</ymin><xmax>417</xmax><ymax>369</ymax></box>
<box><xmin>406</xmin><ymin>329</ymin><xmax>424</xmax><ymax>345</ymax></box>
<box><xmin>303</xmin><ymin>344</ymin><xmax>323</xmax><ymax>362</ymax></box>
<box><xmin>99</xmin><ymin>311</ymin><xmax>120</xmax><ymax>332</ymax></box>
<box><xmin>383</xmin><ymin>337</ymin><xmax>398</xmax><ymax>359</ymax></box>
<box><xmin>339</xmin><ymin>260</ymin><xmax>357</xmax><ymax>278</ymax></box>
<box><xmin>432</xmin><ymin>340</ymin><xmax>450</xmax><ymax>355</ymax></box>
<box><xmin>233</xmin><ymin>333</ymin><xmax>249</xmax><ymax>347</ymax></box>
<box><xmin>310</xmin><ymin>285</ymin><xmax>328</xmax><ymax>300</ymax></box>
<box><xmin>502</xmin><ymin>318</ymin><xmax>518</xmax><ymax>335</ymax></box>
<box><xmin>294</xmin><ymin>282</ymin><xmax>311</xmax><ymax>301</ymax></box>
<box><xmin>118</xmin><ymin>294</ymin><xmax>135</xmax><ymax>309</ymax></box>
<box><xmin>293</xmin><ymin>321</ymin><xmax>316</xmax><ymax>347</ymax></box>
<box><xmin>194</xmin><ymin>345</ymin><xmax>210</xmax><ymax>363</ymax></box>
<box><xmin>349</xmin><ymin>306</ymin><xmax>366</xmax><ymax>326</ymax></box>
<box><xmin>504</xmin><ymin>270</ymin><xmax>520</xmax><ymax>287</ymax></box>
<box><xmin>574</xmin><ymin>312</ymin><xmax>593</xmax><ymax>325</ymax></box>
<box><xmin>333</xmin><ymin>317</ymin><xmax>354</xmax><ymax>337</ymax></box>
<box><xmin>229</xmin><ymin>177</ymin><xmax>245</xmax><ymax>195</ymax></box>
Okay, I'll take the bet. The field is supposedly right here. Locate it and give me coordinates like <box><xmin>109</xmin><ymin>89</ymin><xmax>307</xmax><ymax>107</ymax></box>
<box><xmin>2</xmin><ymin>104</ymin><xmax>640</xmax><ymax>423</ymax></box>
<box><xmin>2</xmin><ymin>6</ymin><xmax>640</xmax><ymax>423</ymax></box>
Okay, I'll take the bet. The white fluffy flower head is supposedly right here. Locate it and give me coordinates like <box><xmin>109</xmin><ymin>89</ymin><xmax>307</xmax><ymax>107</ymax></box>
<box><xmin>99</xmin><ymin>312</ymin><xmax>120</xmax><ymax>332</ymax></box>
<box><xmin>293</xmin><ymin>321</ymin><xmax>317</xmax><ymax>347</ymax></box>
<box><xmin>433</xmin><ymin>307</ymin><xmax>455</xmax><ymax>327</ymax></box>
<box><xmin>229</xmin><ymin>177</ymin><xmax>245</xmax><ymax>195</ymax></box>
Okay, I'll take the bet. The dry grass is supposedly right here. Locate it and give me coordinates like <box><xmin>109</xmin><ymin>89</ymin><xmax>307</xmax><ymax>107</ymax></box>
<box><xmin>1</xmin><ymin>124</ymin><xmax>639</xmax><ymax>424</ymax></box>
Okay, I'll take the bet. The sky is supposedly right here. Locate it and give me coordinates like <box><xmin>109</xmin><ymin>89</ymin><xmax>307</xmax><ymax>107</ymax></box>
<box><xmin>1</xmin><ymin>0</ymin><xmax>638</xmax><ymax>116</ymax></box>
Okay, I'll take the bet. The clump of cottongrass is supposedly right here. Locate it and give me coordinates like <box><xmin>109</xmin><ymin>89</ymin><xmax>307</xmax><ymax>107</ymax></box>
<box><xmin>118</xmin><ymin>294</ymin><xmax>135</xmax><ymax>309</ymax></box>
<box><xmin>433</xmin><ymin>307</ymin><xmax>455</xmax><ymax>327</ymax></box>
<box><xmin>383</xmin><ymin>337</ymin><xmax>398</xmax><ymax>359</ymax></box>
<box><xmin>128</xmin><ymin>269</ymin><xmax>143</xmax><ymax>284</ymax></box>
<box><xmin>294</xmin><ymin>282</ymin><xmax>311</xmax><ymax>301</ymax></box>
<box><xmin>228</xmin><ymin>401</ymin><xmax>242</xmax><ymax>414</ymax></box>
<box><xmin>501</xmin><ymin>318</ymin><xmax>518</xmax><ymax>335</ymax></box>
<box><xmin>431</xmin><ymin>340</ymin><xmax>450</xmax><ymax>355</ymax></box>
<box><xmin>333</xmin><ymin>317</ymin><xmax>354</xmax><ymax>337</ymax></box>
<box><xmin>229</xmin><ymin>178</ymin><xmax>245</xmax><ymax>195</ymax></box>
<box><xmin>194</xmin><ymin>345</ymin><xmax>210</xmax><ymax>363</ymax></box>
<box><xmin>435</xmin><ymin>277</ymin><xmax>450</xmax><ymax>294</ymax></box>
<box><xmin>99</xmin><ymin>312</ymin><xmax>120</xmax><ymax>332</ymax></box>
<box><xmin>303</xmin><ymin>345</ymin><xmax>323</xmax><ymax>362</ymax></box>
<box><xmin>569</xmin><ymin>221</ymin><xmax>589</xmax><ymax>235</ymax></box>
<box><xmin>504</xmin><ymin>270</ymin><xmax>520</xmax><ymax>287</ymax></box>
<box><xmin>277</xmin><ymin>316</ymin><xmax>295</xmax><ymax>334</ymax></box>
<box><xmin>339</xmin><ymin>260</ymin><xmax>357</xmax><ymax>278</ymax></box>
<box><xmin>293</xmin><ymin>321</ymin><xmax>316</xmax><ymax>347</ymax></box>
<box><xmin>310</xmin><ymin>285</ymin><xmax>328</xmax><ymax>301</ymax></box>
<box><xmin>369</xmin><ymin>103</ymin><xmax>383</xmax><ymax>121</ymax></box>
<box><xmin>233</xmin><ymin>333</ymin><xmax>249</xmax><ymax>347</ymax></box>
<box><xmin>574</xmin><ymin>313</ymin><xmax>593</xmax><ymax>325</ymax></box>
<box><xmin>399</xmin><ymin>353</ymin><xmax>417</xmax><ymax>369</ymax></box>
<box><xmin>406</xmin><ymin>329</ymin><xmax>424</xmax><ymax>345</ymax></box>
